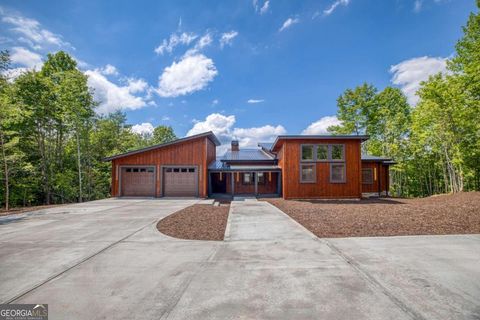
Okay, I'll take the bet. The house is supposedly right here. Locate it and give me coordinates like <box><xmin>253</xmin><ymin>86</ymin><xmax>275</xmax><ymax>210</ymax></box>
<box><xmin>104</xmin><ymin>131</ymin><xmax>394</xmax><ymax>199</ymax></box>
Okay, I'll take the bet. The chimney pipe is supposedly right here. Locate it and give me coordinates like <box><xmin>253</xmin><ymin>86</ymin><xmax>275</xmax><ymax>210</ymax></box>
<box><xmin>231</xmin><ymin>140</ymin><xmax>239</xmax><ymax>152</ymax></box>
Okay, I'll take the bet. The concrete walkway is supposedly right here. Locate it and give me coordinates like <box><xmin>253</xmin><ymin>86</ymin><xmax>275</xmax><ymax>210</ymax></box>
<box><xmin>1</xmin><ymin>198</ymin><xmax>479</xmax><ymax>319</ymax></box>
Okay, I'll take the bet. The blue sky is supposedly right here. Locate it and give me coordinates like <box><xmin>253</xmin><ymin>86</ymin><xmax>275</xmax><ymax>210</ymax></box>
<box><xmin>0</xmin><ymin>0</ymin><xmax>476</xmax><ymax>150</ymax></box>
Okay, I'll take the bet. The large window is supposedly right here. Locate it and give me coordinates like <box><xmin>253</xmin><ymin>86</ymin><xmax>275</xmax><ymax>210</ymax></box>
<box><xmin>330</xmin><ymin>145</ymin><xmax>345</xmax><ymax>161</ymax></box>
<box><xmin>257</xmin><ymin>172</ymin><xmax>266</xmax><ymax>184</ymax></box>
<box><xmin>243</xmin><ymin>173</ymin><xmax>253</xmax><ymax>184</ymax></box>
<box><xmin>362</xmin><ymin>168</ymin><xmax>373</xmax><ymax>184</ymax></box>
<box><xmin>300</xmin><ymin>164</ymin><xmax>316</xmax><ymax>183</ymax></box>
<box><xmin>301</xmin><ymin>145</ymin><xmax>314</xmax><ymax>161</ymax></box>
<box><xmin>316</xmin><ymin>145</ymin><xmax>328</xmax><ymax>160</ymax></box>
<box><xmin>330</xmin><ymin>163</ymin><xmax>346</xmax><ymax>183</ymax></box>
<box><xmin>301</xmin><ymin>144</ymin><xmax>345</xmax><ymax>161</ymax></box>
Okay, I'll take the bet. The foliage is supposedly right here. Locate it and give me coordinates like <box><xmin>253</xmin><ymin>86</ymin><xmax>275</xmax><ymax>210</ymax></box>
<box><xmin>330</xmin><ymin>4</ymin><xmax>480</xmax><ymax>196</ymax></box>
<box><xmin>0</xmin><ymin>51</ymin><xmax>176</xmax><ymax>209</ymax></box>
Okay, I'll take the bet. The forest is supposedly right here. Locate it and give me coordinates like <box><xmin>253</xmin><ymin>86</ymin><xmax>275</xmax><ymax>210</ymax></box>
<box><xmin>0</xmin><ymin>4</ymin><xmax>479</xmax><ymax>209</ymax></box>
<box><xmin>328</xmin><ymin>4</ymin><xmax>479</xmax><ymax>197</ymax></box>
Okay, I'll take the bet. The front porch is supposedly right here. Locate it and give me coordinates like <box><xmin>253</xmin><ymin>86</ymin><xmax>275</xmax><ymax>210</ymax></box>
<box><xmin>208</xmin><ymin>170</ymin><xmax>282</xmax><ymax>198</ymax></box>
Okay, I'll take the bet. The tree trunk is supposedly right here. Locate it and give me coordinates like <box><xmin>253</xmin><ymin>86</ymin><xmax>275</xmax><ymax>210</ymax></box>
<box><xmin>0</xmin><ymin>131</ymin><xmax>9</xmax><ymax>211</ymax></box>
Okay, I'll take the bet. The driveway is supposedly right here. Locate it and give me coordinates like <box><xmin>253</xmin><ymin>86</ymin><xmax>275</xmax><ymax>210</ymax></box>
<box><xmin>0</xmin><ymin>198</ymin><xmax>479</xmax><ymax>319</ymax></box>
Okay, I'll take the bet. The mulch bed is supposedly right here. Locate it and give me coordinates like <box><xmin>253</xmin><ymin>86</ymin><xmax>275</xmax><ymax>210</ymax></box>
<box><xmin>157</xmin><ymin>202</ymin><xmax>230</xmax><ymax>241</ymax></box>
<box><xmin>264</xmin><ymin>192</ymin><xmax>480</xmax><ymax>238</ymax></box>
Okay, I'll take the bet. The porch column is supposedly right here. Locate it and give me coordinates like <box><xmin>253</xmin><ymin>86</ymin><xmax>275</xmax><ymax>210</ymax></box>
<box><xmin>277</xmin><ymin>172</ymin><xmax>282</xmax><ymax>196</ymax></box>
<box><xmin>208</xmin><ymin>172</ymin><xmax>212</xmax><ymax>197</ymax></box>
<box><xmin>231</xmin><ymin>172</ymin><xmax>234</xmax><ymax>196</ymax></box>
<box><xmin>254</xmin><ymin>172</ymin><xmax>258</xmax><ymax>196</ymax></box>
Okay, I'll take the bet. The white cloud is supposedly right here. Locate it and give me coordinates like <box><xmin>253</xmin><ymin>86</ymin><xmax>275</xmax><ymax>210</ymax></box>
<box><xmin>85</xmin><ymin>69</ymin><xmax>149</xmax><ymax>114</ymax></box>
<box><xmin>253</xmin><ymin>0</ymin><xmax>270</xmax><ymax>14</ymax></box>
<box><xmin>154</xmin><ymin>32</ymin><xmax>197</xmax><ymax>55</ymax></box>
<box><xmin>323</xmin><ymin>0</ymin><xmax>350</xmax><ymax>16</ymax></box>
<box><xmin>156</xmin><ymin>53</ymin><xmax>218</xmax><ymax>97</ymax></box>
<box><xmin>161</xmin><ymin>116</ymin><xmax>171</xmax><ymax>121</ymax></box>
<box><xmin>220</xmin><ymin>31</ymin><xmax>239</xmax><ymax>48</ymax></box>
<box><xmin>260</xmin><ymin>1</ymin><xmax>270</xmax><ymax>14</ymax></box>
<box><xmin>126</xmin><ymin>78</ymin><xmax>148</xmax><ymax>94</ymax></box>
<box><xmin>279</xmin><ymin>18</ymin><xmax>300</xmax><ymax>32</ymax></box>
<box><xmin>131</xmin><ymin>122</ymin><xmax>154</xmax><ymax>136</ymax></box>
<box><xmin>1</xmin><ymin>12</ymin><xmax>71</xmax><ymax>49</ymax></box>
<box><xmin>185</xmin><ymin>33</ymin><xmax>213</xmax><ymax>56</ymax></box>
<box><xmin>247</xmin><ymin>99</ymin><xmax>264</xmax><ymax>104</ymax></box>
<box><xmin>10</xmin><ymin>47</ymin><xmax>43</xmax><ymax>69</ymax></box>
<box><xmin>414</xmin><ymin>0</ymin><xmax>423</xmax><ymax>13</ymax></box>
<box><xmin>390</xmin><ymin>56</ymin><xmax>447</xmax><ymax>105</ymax></box>
<box><xmin>212</xmin><ymin>99</ymin><xmax>219</xmax><ymax>105</ymax></box>
<box><xmin>100</xmin><ymin>64</ymin><xmax>118</xmax><ymax>76</ymax></box>
<box><xmin>233</xmin><ymin>125</ymin><xmax>286</xmax><ymax>147</ymax></box>
<box><xmin>302</xmin><ymin>116</ymin><xmax>341</xmax><ymax>135</ymax></box>
<box><xmin>186</xmin><ymin>113</ymin><xmax>286</xmax><ymax>153</ymax></box>
<box><xmin>187</xmin><ymin>113</ymin><xmax>235</xmax><ymax>144</ymax></box>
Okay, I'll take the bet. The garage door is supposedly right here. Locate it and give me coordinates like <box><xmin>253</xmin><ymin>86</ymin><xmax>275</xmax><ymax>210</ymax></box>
<box><xmin>163</xmin><ymin>167</ymin><xmax>197</xmax><ymax>197</ymax></box>
<box><xmin>121</xmin><ymin>167</ymin><xmax>155</xmax><ymax>197</ymax></box>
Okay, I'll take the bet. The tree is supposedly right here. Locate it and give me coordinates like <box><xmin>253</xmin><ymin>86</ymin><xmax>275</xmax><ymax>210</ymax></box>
<box><xmin>329</xmin><ymin>83</ymin><xmax>378</xmax><ymax>136</ymax></box>
<box><xmin>152</xmin><ymin>125</ymin><xmax>177</xmax><ymax>144</ymax></box>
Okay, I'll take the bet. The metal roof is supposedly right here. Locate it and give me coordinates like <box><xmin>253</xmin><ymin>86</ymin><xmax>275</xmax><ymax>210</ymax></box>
<box><xmin>258</xmin><ymin>142</ymin><xmax>273</xmax><ymax>151</ymax></box>
<box><xmin>221</xmin><ymin>148</ymin><xmax>275</xmax><ymax>161</ymax></box>
<box><xmin>361</xmin><ymin>154</ymin><xmax>392</xmax><ymax>161</ymax></box>
<box><xmin>271</xmin><ymin>134</ymin><xmax>369</xmax><ymax>151</ymax></box>
<box><xmin>208</xmin><ymin>160</ymin><xmax>280</xmax><ymax>171</ymax></box>
<box><xmin>103</xmin><ymin>131</ymin><xmax>220</xmax><ymax>161</ymax></box>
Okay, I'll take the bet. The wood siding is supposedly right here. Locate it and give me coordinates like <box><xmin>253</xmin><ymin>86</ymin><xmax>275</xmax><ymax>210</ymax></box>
<box><xmin>279</xmin><ymin>139</ymin><xmax>362</xmax><ymax>199</ymax></box>
<box><xmin>361</xmin><ymin>161</ymin><xmax>390</xmax><ymax>194</ymax></box>
<box><xmin>111</xmin><ymin>136</ymin><xmax>215</xmax><ymax>198</ymax></box>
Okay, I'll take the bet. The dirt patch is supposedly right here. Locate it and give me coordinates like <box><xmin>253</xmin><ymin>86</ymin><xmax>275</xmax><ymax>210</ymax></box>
<box><xmin>263</xmin><ymin>192</ymin><xmax>480</xmax><ymax>238</ymax></box>
<box><xmin>157</xmin><ymin>202</ymin><xmax>230</xmax><ymax>241</ymax></box>
<box><xmin>0</xmin><ymin>204</ymin><xmax>64</xmax><ymax>216</ymax></box>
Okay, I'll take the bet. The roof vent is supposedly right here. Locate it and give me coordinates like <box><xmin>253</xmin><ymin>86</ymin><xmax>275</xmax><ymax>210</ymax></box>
<box><xmin>231</xmin><ymin>140</ymin><xmax>239</xmax><ymax>152</ymax></box>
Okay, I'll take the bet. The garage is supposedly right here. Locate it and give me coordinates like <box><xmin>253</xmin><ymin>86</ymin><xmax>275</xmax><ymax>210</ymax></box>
<box><xmin>163</xmin><ymin>167</ymin><xmax>198</xmax><ymax>197</ymax></box>
<box><xmin>121</xmin><ymin>166</ymin><xmax>155</xmax><ymax>197</ymax></box>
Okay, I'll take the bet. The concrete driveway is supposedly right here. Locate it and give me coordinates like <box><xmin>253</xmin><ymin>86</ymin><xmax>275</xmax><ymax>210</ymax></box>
<box><xmin>0</xmin><ymin>198</ymin><xmax>479</xmax><ymax>319</ymax></box>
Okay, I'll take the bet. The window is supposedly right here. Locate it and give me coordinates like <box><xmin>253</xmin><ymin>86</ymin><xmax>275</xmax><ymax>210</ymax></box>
<box><xmin>330</xmin><ymin>145</ymin><xmax>344</xmax><ymax>160</ymax></box>
<box><xmin>317</xmin><ymin>145</ymin><xmax>328</xmax><ymax>160</ymax></box>
<box><xmin>147</xmin><ymin>168</ymin><xmax>154</xmax><ymax>173</ymax></box>
<box><xmin>362</xmin><ymin>168</ymin><xmax>373</xmax><ymax>184</ymax></box>
<box><xmin>188</xmin><ymin>168</ymin><xmax>195</xmax><ymax>172</ymax></box>
<box><xmin>140</xmin><ymin>168</ymin><xmax>146</xmax><ymax>172</ymax></box>
<box><xmin>133</xmin><ymin>168</ymin><xmax>139</xmax><ymax>172</ymax></box>
<box><xmin>257</xmin><ymin>172</ymin><xmax>265</xmax><ymax>184</ymax></box>
<box><xmin>330</xmin><ymin>163</ymin><xmax>346</xmax><ymax>183</ymax></box>
<box><xmin>300</xmin><ymin>164</ymin><xmax>316</xmax><ymax>183</ymax></box>
<box><xmin>126</xmin><ymin>168</ymin><xmax>132</xmax><ymax>172</ymax></box>
<box><xmin>243</xmin><ymin>173</ymin><xmax>253</xmax><ymax>184</ymax></box>
<box><xmin>173</xmin><ymin>168</ymin><xmax>180</xmax><ymax>172</ymax></box>
<box><xmin>181</xmin><ymin>168</ymin><xmax>187</xmax><ymax>172</ymax></box>
<box><xmin>301</xmin><ymin>145</ymin><xmax>314</xmax><ymax>161</ymax></box>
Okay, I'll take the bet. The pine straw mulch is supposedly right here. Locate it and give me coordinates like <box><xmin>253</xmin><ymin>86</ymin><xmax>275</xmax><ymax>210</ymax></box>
<box><xmin>157</xmin><ymin>202</ymin><xmax>230</xmax><ymax>241</ymax></box>
<box><xmin>264</xmin><ymin>192</ymin><xmax>480</xmax><ymax>238</ymax></box>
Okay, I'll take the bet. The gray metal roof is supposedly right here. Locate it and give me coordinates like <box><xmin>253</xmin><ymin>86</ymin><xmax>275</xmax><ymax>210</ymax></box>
<box><xmin>103</xmin><ymin>131</ymin><xmax>220</xmax><ymax>161</ymax></box>
<box><xmin>208</xmin><ymin>160</ymin><xmax>280</xmax><ymax>171</ymax></box>
<box><xmin>361</xmin><ymin>154</ymin><xmax>392</xmax><ymax>161</ymax></box>
<box><xmin>222</xmin><ymin>148</ymin><xmax>275</xmax><ymax>161</ymax></box>
<box><xmin>258</xmin><ymin>142</ymin><xmax>273</xmax><ymax>151</ymax></box>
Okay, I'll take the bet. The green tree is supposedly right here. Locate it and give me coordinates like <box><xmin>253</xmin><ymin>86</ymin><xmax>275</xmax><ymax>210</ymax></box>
<box><xmin>151</xmin><ymin>125</ymin><xmax>177</xmax><ymax>144</ymax></box>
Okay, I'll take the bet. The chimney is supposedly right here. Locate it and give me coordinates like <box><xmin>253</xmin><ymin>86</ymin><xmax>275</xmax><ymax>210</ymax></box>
<box><xmin>231</xmin><ymin>140</ymin><xmax>239</xmax><ymax>152</ymax></box>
